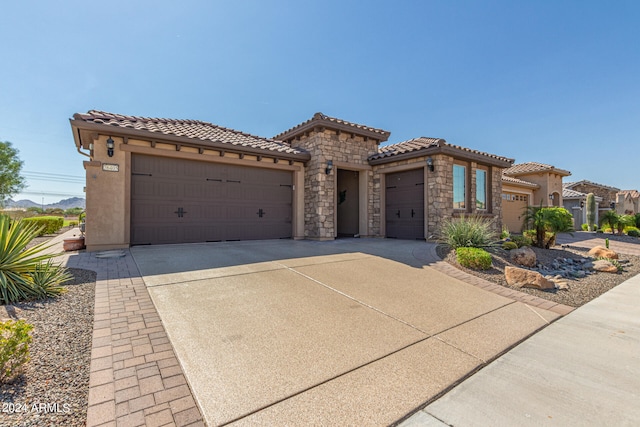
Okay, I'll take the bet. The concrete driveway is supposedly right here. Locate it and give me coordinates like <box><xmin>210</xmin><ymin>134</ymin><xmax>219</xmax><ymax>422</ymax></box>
<box><xmin>131</xmin><ymin>239</ymin><xmax>561</xmax><ymax>426</ymax></box>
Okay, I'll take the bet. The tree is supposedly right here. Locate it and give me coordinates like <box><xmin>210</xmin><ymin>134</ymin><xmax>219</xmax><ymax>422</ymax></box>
<box><xmin>522</xmin><ymin>204</ymin><xmax>574</xmax><ymax>248</ymax></box>
<box><xmin>0</xmin><ymin>141</ymin><xmax>26</xmax><ymax>206</ymax></box>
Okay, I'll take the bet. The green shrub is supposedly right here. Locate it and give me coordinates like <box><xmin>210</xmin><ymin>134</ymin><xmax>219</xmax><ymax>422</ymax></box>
<box><xmin>22</xmin><ymin>216</ymin><xmax>63</xmax><ymax>236</ymax></box>
<box><xmin>0</xmin><ymin>216</ymin><xmax>70</xmax><ymax>304</ymax></box>
<box><xmin>456</xmin><ymin>247</ymin><xmax>492</xmax><ymax>270</ymax></box>
<box><xmin>438</xmin><ymin>214</ymin><xmax>498</xmax><ymax>249</ymax></box>
<box><xmin>502</xmin><ymin>241</ymin><xmax>518</xmax><ymax>250</ymax></box>
<box><xmin>521</xmin><ymin>205</ymin><xmax>573</xmax><ymax>248</ymax></box>
<box><xmin>627</xmin><ymin>228</ymin><xmax>640</xmax><ymax>237</ymax></box>
<box><xmin>500</xmin><ymin>225</ymin><xmax>510</xmax><ymax>240</ymax></box>
<box><xmin>0</xmin><ymin>320</ymin><xmax>33</xmax><ymax>383</ymax></box>
<box><xmin>511</xmin><ymin>234</ymin><xmax>533</xmax><ymax>248</ymax></box>
<box><xmin>581</xmin><ymin>223</ymin><xmax>589</xmax><ymax>231</ymax></box>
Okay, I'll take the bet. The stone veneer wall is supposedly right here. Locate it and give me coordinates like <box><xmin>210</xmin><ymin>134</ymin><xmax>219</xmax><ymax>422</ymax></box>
<box><xmin>291</xmin><ymin>129</ymin><xmax>378</xmax><ymax>239</ymax></box>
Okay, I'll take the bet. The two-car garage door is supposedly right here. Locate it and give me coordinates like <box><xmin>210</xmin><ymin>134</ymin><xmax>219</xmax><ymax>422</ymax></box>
<box><xmin>130</xmin><ymin>155</ymin><xmax>293</xmax><ymax>245</ymax></box>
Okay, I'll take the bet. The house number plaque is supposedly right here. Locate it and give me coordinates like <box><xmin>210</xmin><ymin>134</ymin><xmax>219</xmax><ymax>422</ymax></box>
<box><xmin>102</xmin><ymin>164</ymin><xmax>119</xmax><ymax>172</ymax></box>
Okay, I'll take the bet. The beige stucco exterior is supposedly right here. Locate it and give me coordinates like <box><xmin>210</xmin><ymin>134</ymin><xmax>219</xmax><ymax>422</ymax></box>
<box><xmin>72</xmin><ymin>111</ymin><xmax>513</xmax><ymax>250</ymax></box>
<box><xmin>77</xmin><ymin>132</ymin><xmax>306</xmax><ymax>251</ymax></box>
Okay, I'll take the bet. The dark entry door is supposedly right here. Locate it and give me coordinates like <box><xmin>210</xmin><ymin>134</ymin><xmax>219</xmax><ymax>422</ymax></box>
<box><xmin>385</xmin><ymin>168</ymin><xmax>425</xmax><ymax>240</ymax></box>
<box><xmin>130</xmin><ymin>155</ymin><xmax>292</xmax><ymax>245</ymax></box>
<box><xmin>337</xmin><ymin>169</ymin><xmax>359</xmax><ymax>237</ymax></box>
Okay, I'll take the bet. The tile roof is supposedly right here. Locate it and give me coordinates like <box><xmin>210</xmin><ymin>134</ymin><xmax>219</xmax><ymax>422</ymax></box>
<box><xmin>562</xmin><ymin>187</ymin><xmax>603</xmax><ymax>200</ymax></box>
<box><xmin>619</xmin><ymin>189</ymin><xmax>640</xmax><ymax>199</ymax></box>
<box><xmin>368</xmin><ymin>137</ymin><xmax>514</xmax><ymax>166</ymax></box>
<box><xmin>503</xmin><ymin>162</ymin><xmax>571</xmax><ymax>177</ymax></box>
<box><xmin>369</xmin><ymin>137</ymin><xmax>442</xmax><ymax>160</ymax></box>
<box><xmin>73</xmin><ymin>110</ymin><xmax>308</xmax><ymax>156</ymax></box>
<box><xmin>501</xmin><ymin>175</ymin><xmax>540</xmax><ymax>188</ymax></box>
<box><xmin>275</xmin><ymin>112</ymin><xmax>391</xmax><ymax>142</ymax></box>
<box><xmin>564</xmin><ymin>180</ymin><xmax>620</xmax><ymax>192</ymax></box>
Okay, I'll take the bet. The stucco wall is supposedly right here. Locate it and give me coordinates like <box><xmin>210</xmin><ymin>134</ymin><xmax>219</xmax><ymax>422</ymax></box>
<box><xmin>83</xmin><ymin>135</ymin><xmax>130</xmax><ymax>251</ymax></box>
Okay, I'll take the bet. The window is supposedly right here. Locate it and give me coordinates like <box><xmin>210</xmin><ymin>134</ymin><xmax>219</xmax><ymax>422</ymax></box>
<box><xmin>453</xmin><ymin>164</ymin><xmax>466</xmax><ymax>209</ymax></box>
<box><xmin>476</xmin><ymin>169</ymin><xmax>486</xmax><ymax>209</ymax></box>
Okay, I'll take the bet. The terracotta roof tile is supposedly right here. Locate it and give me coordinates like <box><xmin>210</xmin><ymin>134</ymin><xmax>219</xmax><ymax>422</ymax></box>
<box><xmin>73</xmin><ymin>110</ymin><xmax>307</xmax><ymax>156</ymax></box>
<box><xmin>501</xmin><ymin>175</ymin><xmax>540</xmax><ymax>188</ymax></box>
<box><xmin>368</xmin><ymin>137</ymin><xmax>513</xmax><ymax>165</ymax></box>
<box><xmin>503</xmin><ymin>162</ymin><xmax>571</xmax><ymax>177</ymax></box>
<box><xmin>369</xmin><ymin>137</ymin><xmax>442</xmax><ymax>160</ymax></box>
<box><xmin>275</xmin><ymin>112</ymin><xmax>391</xmax><ymax>142</ymax></box>
<box><xmin>564</xmin><ymin>180</ymin><xmax>620</xmax><ymax>192</ymax></box>
<box><xmin>619</xmin><ymin>189</ymin><xmax>640</xmax><ymax>199</ymax></box>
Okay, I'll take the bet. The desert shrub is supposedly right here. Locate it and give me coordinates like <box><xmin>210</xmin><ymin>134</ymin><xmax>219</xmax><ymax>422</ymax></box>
<box><xmin>502</xmin><ymin>241</ymin><xmax>518</xmax><ymax>250</ymax></box>
<box><xmin>439</xmin><ymin>214</ymin><xmax>498</xmax><ymax>249</ymax></box>
<box><xmin>22</xmin><ymin>216</ymin><xmax>63</xmax><ymax>236</ymax></box>
<box><xmin>0</xmin><ymin>216</ymin><xmax>69</xmax><ymax>304</ymax></box>
<box><xmin>500</xmin><ymin>225</ymin><xmax>510</xmax><ymax>240</ymax></box>
<box><xmin>456</xmin><ymin>247</ymin><xmax>492</xmax><ymax>270</ymax></box>
<box><xmin>511</xmin><ymin>234</ymin><xmax>533</xmax><ymax>248</ymax></box>
<box><xmin>626</xmin><ymin>228</ymin><xmax>640</xmax><ymax>238</ymax></box>
<box><xmin>581</xmin><ymin>223</ymin><xmax>589</xmax><ymax>231</ymax></box>
<box><xmin>0</xmin><ymin>320</ymin><xmax>33</xmax><ymax>383</ymax></box>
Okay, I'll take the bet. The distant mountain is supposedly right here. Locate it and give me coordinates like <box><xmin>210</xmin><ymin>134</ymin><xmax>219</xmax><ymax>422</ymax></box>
<box><xmin>5</xmin><ymin>197</ymin><xmax>86</xmax><ymax>210</ymax></box>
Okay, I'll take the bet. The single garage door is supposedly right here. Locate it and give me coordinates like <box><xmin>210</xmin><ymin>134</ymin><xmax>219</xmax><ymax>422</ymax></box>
<box><xmin>131</xmin><ymin>155</ymin><xmax>293</xmax><ymax>245</ymax></box>
<box><xmin>385</xmin><ymin>168</ymin><xmax>425</xmax><ymax>240</ymax></box>
<box><xmin>502</xmin><ymin>192</ymin><xmax>528</xmax><ymax>233</ymax></box>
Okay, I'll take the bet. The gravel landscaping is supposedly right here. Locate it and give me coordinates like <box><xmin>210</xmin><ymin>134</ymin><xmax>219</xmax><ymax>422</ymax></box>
<box><xmin>437</xmin><ymin>239</ymin><xmax>640</xmax><ymax>307</ymax></box>
<box><xmin>0</xmin><ymin>268</ymin><xmax>96</xmax><ymax>427</ymax></box>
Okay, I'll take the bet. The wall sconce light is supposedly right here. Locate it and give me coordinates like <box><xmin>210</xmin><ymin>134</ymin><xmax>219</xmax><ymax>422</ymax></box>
<box><xmin>580</xmin><ymin>200</ymin><xmax>584</xmax><ymax>208</ymax></box>
<box><xmin>610</xmin><ymin>202</ymin><xmax>616</xmax><ymax>210</ymax></box>
<box><xmin>325</xmin><ymin>160</ymin><xmax>333</xmax><ymax>175</ymax></box>
<box><xmin>106</xmin><ymin>137</ymin><xmax>115</xmax><ymax>157</ymax></box>
<box><xmin>549</xmin><ymin>193</ymin><xmax>554</xmax><ymax>201</ymax></box>
<box><xmin>426</xmin><ymin>157</ymin><xmax>434</xmax><ymax>172</ymax></box>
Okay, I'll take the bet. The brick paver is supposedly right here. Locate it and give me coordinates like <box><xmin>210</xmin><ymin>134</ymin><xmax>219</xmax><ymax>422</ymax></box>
<box><xmin>47</xmin><ymin>229</ymin><xmax>603</xmax><ymax>427</ymax></box>
<box><xmin>61</xmin><ymin>248</ymin><xmax>205</xmax><ymax>427</ymax></box>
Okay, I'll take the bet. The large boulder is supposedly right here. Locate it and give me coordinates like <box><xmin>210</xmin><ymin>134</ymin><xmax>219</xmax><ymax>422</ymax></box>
<box><xmin>505</xmin><ymin>266</ymin><xmax>556</xmax><ymax>290</ymax></box>
<box><xmin>588</xmin><ymin>246</ymin><xmax>619</xmax><ymax>260</ymax></box>
<box><xmin>509</xmin><ymin>246</ymin><xmax>537</xmax><ymax>267</ymax></box>
<box><xmin>592</xmin><ymin>259</ymin><xmax>619</xmax><ymax>273</ymax></box>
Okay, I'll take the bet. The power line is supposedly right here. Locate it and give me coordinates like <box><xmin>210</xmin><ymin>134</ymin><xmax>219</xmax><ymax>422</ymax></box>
<box><xmin>18</xmin><ymin>190</ymin><xmax>85</xmax><ymax>198</ymax></box>
<box><xmin>23</xmin><ymin>171</ymin><xmax>84</xmax><ymax>179</ymax></box>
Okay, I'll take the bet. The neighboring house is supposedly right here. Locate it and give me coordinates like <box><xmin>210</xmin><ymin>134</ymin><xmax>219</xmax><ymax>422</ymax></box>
<box><xmin>564</xmin><ymin>180</ymin><xmax>620</xmax><ymax>217</ymax></box>
<box><xmin>501</xmin><ymin>162</ymin><xmax>571</xmax><ymax>233</ymax></box>
<box><xmin>70</xmin><ymin>110</ymin><xmax>513</xmax><ymax>251</ymax></box>
<box><xmin>616</xmin><ymin>190</ymin><xmax>640</xmax><ymax>215</ymax></box>
<box><xmin>562</xmin><ymin>186</ymin><xmax>603</xmax><ymax>230</ymax></box>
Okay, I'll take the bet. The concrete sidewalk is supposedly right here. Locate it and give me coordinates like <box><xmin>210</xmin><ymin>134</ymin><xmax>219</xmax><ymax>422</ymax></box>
<box><xmin>401</xmin><ymin>266</ymin><xmax>640</xmax><ymax>426</ymax></box>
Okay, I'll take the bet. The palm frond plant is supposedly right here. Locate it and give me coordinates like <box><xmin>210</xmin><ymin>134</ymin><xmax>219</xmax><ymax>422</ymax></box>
<box><xmin>600</xmin><ymin>210</ymin><xmax>619</xmax><ymax>235</ymax></box>
<box><xmin>0</xmin><ymin>216</ymin><xmax>69</xmax><ymax>304</ymax></box>
<box><xmin>521</xmin><ymin>204</ymin><xmax>573</xmax><ymax>248</ymax></box>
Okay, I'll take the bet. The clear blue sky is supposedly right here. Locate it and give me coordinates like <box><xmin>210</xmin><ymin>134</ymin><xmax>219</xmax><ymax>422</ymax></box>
<box><xmin>2</xmin><ymin>0</ymin><xmax>638</xmax><ymax>204</ymax></box>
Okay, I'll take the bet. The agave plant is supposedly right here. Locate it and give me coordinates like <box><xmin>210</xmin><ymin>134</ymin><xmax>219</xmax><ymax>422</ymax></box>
<box><xmin>0</xmin><ymin>216</ymin><xmax>69</xmax><ymax>304</ymax></box>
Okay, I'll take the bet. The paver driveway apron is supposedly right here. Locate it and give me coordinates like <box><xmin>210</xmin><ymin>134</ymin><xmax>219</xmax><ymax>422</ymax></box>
<box><xmin>131</xmin><ymin>239</ymin><xmax>560</xmax><ymax>426</ymax></box>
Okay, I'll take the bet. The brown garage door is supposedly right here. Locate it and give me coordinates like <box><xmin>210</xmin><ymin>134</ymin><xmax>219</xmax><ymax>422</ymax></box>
<box><xmin>385</xmin><ymin>168</ymin><xmax>425</xmax><ymax>240</ymax></box>
<box><xmin>502</xmin><ymin>192</ymin><xmax>528</xmax><ymax>233</ymax></box>
<box><xmin>131</xmin><ymin>155</ymin><xmax>292</xmax><ymax>245</ymax></box>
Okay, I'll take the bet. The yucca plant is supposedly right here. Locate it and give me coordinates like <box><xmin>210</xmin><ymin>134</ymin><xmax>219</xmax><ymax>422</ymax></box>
<box><xmin>0</xmin><ymin>216</ymin><xmax>69</xmax><ymax>304</ymax></box>
<box><xmin>439</xmin><ymin>214</ymin><xmax>498</xmax><ymax>249</ymax></box>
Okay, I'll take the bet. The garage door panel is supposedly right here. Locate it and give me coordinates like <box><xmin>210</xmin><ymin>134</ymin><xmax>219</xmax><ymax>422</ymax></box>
<box><xmin>385</xmin><ymin>169</ymin><xmax>425</xmax><ymax>240</ymax></box>
<box><xmin>131</xmin><ymin>155</ymin><xmax>293</xmax><ymax>245</ymax></box>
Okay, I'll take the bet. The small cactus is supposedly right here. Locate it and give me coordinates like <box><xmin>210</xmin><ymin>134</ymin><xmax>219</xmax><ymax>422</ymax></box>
<box><xmin>605</xmin><ymin>238</ymin><xmax>610</xmax><ymax>249</ymax></box>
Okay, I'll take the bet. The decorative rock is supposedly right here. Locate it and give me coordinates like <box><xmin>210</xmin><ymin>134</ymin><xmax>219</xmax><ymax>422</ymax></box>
<box><xmin>588</xmin><ymin>246</ymin><xmax>618</xmax><ymax>260</ymax></box>
<box><xmin>592</xmin><ymin>259</ymin><xmax>619</xmax><ymax>273</ymax></box>
<box><xmin>510</xmin><ymin>247</ymin><xmax>537</xmax><ymax>267</ymax></box>
<box><xmin>505</xmin><ymin>266</ymin><xmax>556</xmax><ymax>290</ymax></box>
